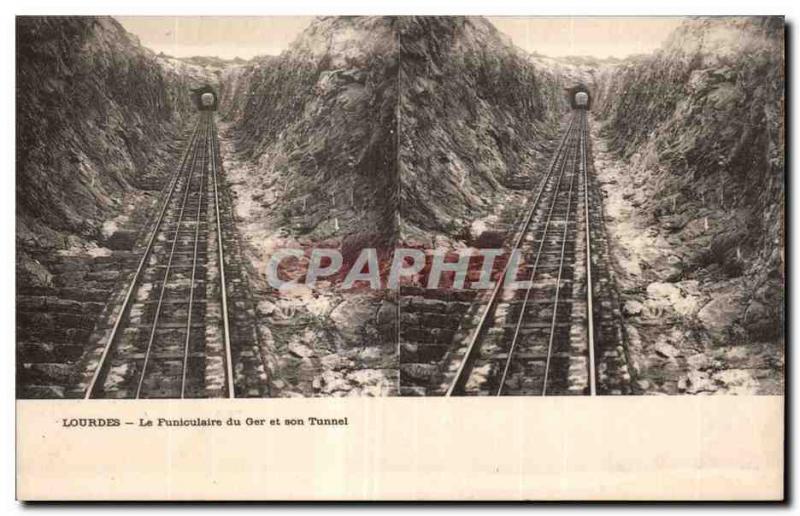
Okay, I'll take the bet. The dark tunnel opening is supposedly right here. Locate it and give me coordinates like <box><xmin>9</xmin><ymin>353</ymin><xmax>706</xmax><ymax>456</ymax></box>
<box><xmin>192</xmin><ymin>85</ymin><xmax>219</xmax><ymax>111</ymax></box>
<box><xmin>567</xmin><ymin>84</ymin><xmax>592</xmax><ymax>110</ymax></box>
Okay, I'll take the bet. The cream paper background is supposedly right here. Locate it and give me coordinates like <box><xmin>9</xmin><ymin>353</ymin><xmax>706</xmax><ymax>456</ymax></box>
<box><xmin>16</xmin><ymin>396</ymin><xmax>783</xmax><ymax>500</ymax></box>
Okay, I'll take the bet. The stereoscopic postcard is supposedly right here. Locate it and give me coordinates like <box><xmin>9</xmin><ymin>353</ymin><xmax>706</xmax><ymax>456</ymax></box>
<box><xmin>15</xmin><ymin>14</ymin><xmax>785</xmax><ymax>501</ymax></box>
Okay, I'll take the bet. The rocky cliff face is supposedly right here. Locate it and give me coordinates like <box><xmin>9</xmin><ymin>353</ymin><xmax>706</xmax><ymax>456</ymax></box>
<box><xmin>218</xmin><ymin>15</ymin><xmax>578</xmax><ymax>258</ymax></box>
<box><xmin>399</xmin><ymin>16</ymin><xmax>567</xmax><ymax>242</ymax></box>
<box><xmin>219</xmin><ymin>16</ymin><xmax>398</xmax><ymax>245</ymax></box>
<box><xmin>395</xmin><ymin>17</ymin><xmax>573</xmax><ymax>393</ymax></box>
<box><xmin>217</xmin><ymin>17</ymin><xmax>399</xmax><ymax>396</ymax></box>
<box><xmin>597</xmin><ymin>17</ymin><xmax>784</xmax><ymax>341</ymax></box>
<box><xmin>17</xmin><ymin>17</ymin><xmax>210</xmax><ymax>274</ymax></box>
<box><xmin>532</xmin><ymin>54</ymin><xmax>618</xmax><ymax>106</ymax></box>
<box><xmin>16</xmin><ymin>16</ymin><xmax>213</xmax><ymax>397</ymax></box>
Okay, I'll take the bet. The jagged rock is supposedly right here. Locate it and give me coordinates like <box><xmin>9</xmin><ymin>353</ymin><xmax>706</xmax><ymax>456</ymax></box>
<box><xmin>625</xmin><ymin>324</ymin><xmax>642</xmax><ymax>350</ymax></box>
<box><xmin>400</xmin><ymin>363</ymin><xmax>438</xmax><ymax>383</ymax></box>
<box><xmin>287</xmin><ymin>341</ymin><xmax>314</xmax><ymax>359</ymax></box>
<box><xmin>682</xmin><ymin>371</ymin><xmax>718</xmax><ymax>394</ymax></box>
<box><xmin>711</xmin><ymin>369</ymin><xmax>760</xmax><ymax>394</ymax></box>
<box><xmin>357</xmin><ymin>347</ymin><xmax>383</xmax><ymax>361</ymax></box>
<box><xmin>17</xmin><ymin>256</ymin><xmax>53</xmax><ymax>289</ymax></box>
<box><xmin>20</xmin><ymin>385</ymin><xmax>66</xmax><ymax>398</ymax></box>
<box><xmin>329</xmin><ymin>296</ymin><xmax>376</xmax><ymax>346</ymax></box>
<box><xmin>654</xmin><ymin>339</ymin><xmax>679</xmax><ymax>359</ymax></box>
<box><xmin>346</xmin><ymin>369</ymin><xmax>388</xmax><ymax>392</ymax></box>
<box><xmin>645</xmin><ymin>281</ymin><xmax>698</xmax><ymax>317</ymax></box>
<box><xmin>599</xmin><ymin>15</ymin><xmax>783</xmax><ymax>345</ymax></box>
<box><xmin>271</xmin><ymin>379</ymin><xmax>287</xmax><ymax>390</ymax></box>
<box><xmin>17</xmin><ymin>16</ymin><xmax>209</xmax><ymax>255</ymax></box>
<box><xmin>646</xmin><ymin>282</ymin><xmax>681</xmax><ymax>299</ymax></box>
<box><xmin>319</xmin><ymin>370</ymin><xmax>351</xmax><ymax>394</ymax></box>
<box><xmin>399</xmin><ymin>343</ymin><xmax>419</xmax><ymax>362</ymax></box>
<box><xmin>623</xmin><ymin>300</ymin><xmax>644</xmax><ymax>316</ymax></box>
<box><xmin>677</xmin><ymin>377</ymin><xmax>687</xmax><ymax>392</ymax></box>
<box><xmin>400</xmin><ymin>386</ymin><xmax>427</xmax><ymax>396</ymax></box>
<box><xmin>103</xmin><ymin>230</ymin><xmax>137</xmax><ymax>250</ymax></box>
<box><xmin>376</xmin><ymin>301</ymin><xmax>396</xmax><ymax>326</ymax></box>
<box><xmin>24</xmin><ymin>363</ymin><xmax>74</xmax><ymax>383</ymax></box>
<box><xmin>221</xmin><ymin>16</ymin><xmax>397</xmax><ymax>245</ymax></box>
<box><xmin>686</xmin><ymin>353</ymin><xmax>711</xmax><ymax>370</ymax></box>
<box><xmin>396</xmin><ymin>17</ymin><xmax>564</xmax><ymax>237</ymax></box>
<box><xmin>256</xmin><ymin>300</ymin><xmax>281</xmax><ymax>318</ymax></box>
<box><xmin>697</xmin><ymin>292</ymin><xmax>743</xmax><ymax>337</ymax></box>
<box><xmin>376</xmin><ymin>300</ymin><xmax>397</xmax><ymax>341</ymax></box>
<box><xmin>320</xmin><ymin>353</ymin><xmax>353</xmax><ymax>370</ymax></box>
<box><xmin>743</xmin><ymin>299</ymin><xmax>780</xmax><ymax>339</ymax></box>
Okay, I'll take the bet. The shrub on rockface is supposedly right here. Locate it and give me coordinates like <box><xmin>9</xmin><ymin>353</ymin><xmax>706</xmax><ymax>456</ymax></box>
<box><xmin>599</xmin><ymin>17</ymin><xmax>784</xmax><ymax>339</ymax></box>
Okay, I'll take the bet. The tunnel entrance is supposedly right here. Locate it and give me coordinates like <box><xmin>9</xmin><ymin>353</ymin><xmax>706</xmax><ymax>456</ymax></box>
<box><xmin>192</xmin><ymin>85</ymin><xmax>218</xmax><ymax>111</ymax></box>
<box><xmin>567</xmin><ymin>84</ymin><xmax>592</xmax><ymax>110</ymax></box>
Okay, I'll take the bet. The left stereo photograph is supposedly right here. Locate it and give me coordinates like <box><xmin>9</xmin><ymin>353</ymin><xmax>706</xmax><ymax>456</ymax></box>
<box><xmin>16</xmin><ymin>16</ymin><xmax>400</xmax><ymax>399</ymax></box>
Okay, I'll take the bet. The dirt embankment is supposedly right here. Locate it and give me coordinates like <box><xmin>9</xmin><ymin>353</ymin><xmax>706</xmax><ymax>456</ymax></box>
<box><xmin>594</xmin><ymin>17</ymin><xmax>784</xmax><ymax>394</ymax></box>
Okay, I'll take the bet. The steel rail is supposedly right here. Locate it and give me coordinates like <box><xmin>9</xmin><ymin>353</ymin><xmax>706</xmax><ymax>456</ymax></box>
<box><xmin>580</xmin><ymin>112</ymin><xmax>597</xmax><ymax>396</ymax></box>
<box><xmin>496</xmin><ymin>121</ymin><xmax>580</xmax><ymax>395</ymax></box>
<box><xmin>135</xmin><ymin>118</ymin><xmax>207</xmax><ymax>398</ymax></box>
<box><xmin>180</xmin><ymin>114</ymin><xmax>210</xmax><ymax>398</ymax></box>
<box><xmin>446</xmin><ymin>113</ymin><xmax>577</xmax><ymax>396</ymax></box>
<box><xmin>209</xmin><ymin>115</ymin><xmax>236</xmax><ymax>398</ymax></box>
<box><xmin>541</xmin><ymin>116</ymin><xmax>582</xmax><ymax>395</ymax></box>
<box><xmin>84</xmin><ymin>119</ymin><xmax>203</xmax><ymax>399</ymax></box>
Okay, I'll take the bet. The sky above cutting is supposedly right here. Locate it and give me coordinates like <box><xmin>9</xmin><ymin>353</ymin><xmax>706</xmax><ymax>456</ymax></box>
<box><xmin>115</xmin><ymin>16</ymin><xmax>314</xmax><ymax>59</ymax></box>
<box><xmin>488</xmin><ymin>17</ymin><xmax>684</xmax><ymax>58</ymax></box>
<box><xmin>116</xmin><ymin>16</ymin><xmax>684</xmax><ymax>61</ymax></box>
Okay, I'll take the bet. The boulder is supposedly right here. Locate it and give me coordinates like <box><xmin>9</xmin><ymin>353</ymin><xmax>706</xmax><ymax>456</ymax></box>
<box><xmin>654</xmin><ymin>340</ymin><xmax>679</xmax><ymax>359</ymax></box>
<box><xmin>686</xmin><ymin>353</ymin><xmax>711</xmax><ymax>370</ymax></box>
<box><xmin>697</xmin><ymin>292</ymin><xmax>744</xmax><ymax>338</ymax></box>
<box><xmin>681</xmin><ymin>370</ymin><xmax>718</xmax><ymax>394</ymax></box>
<box><xmin>711</xmin><ymin>369</ymin><xmax>759</xmax><ymax>394</ymax></box>
<box><xmin>320</xmin><ymin>353</ymin><xmax>352</xmax><ymax>370</ymax></box>
<box><xmin>329</xmin><ymin>295</ymin><xmax>377</xmax><ymax>346</ymax></box>
<box><xmin>319</xmin><ymin>370</ymin><xmax>351</xmax><ymax>394</ymax></box>
<box><xmin>645</xmin><ymin>281</ymin><xmax>698</xmax><ymax>317</ymax></box>
<box><xmin>18</xmin><ymin>257</ymin><xmax>53</xmax><ymax>289</ymax></box>
<box><xmin>623</xmin><ymin>300</ymin><xmax>644</xmax><ymax>316</ymax></box>
<box><xmin>400</xmin><ymin>363</ymin><xmax>439</xmax><ymax>384</ymax></box>
<box><xmin>287</xmin><ymin>341</ymin><xmax>314</xmax><ymax>359</ymax></box>
<box><xmin>743</xmin><ymin>300</ymin><xmax>781</xmax><ymax>340</ymax></box>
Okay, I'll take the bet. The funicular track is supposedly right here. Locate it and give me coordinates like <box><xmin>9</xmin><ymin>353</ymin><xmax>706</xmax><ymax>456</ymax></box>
<box><xmin>76</xmin><ymin>113</ymin><xmax>269</xmax><ymax>399</ymax></box>
<box><xmin>444</xmin><ymin>110</ymin><xmax>632</xmax><ymax>396</ymax></box>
